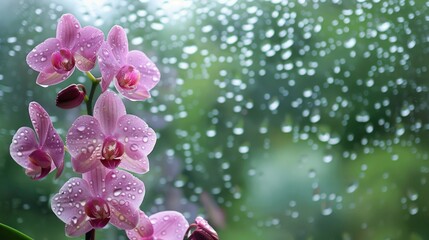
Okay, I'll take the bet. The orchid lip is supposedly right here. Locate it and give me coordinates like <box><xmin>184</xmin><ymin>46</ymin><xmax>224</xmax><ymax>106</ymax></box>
<box><xmin>51</xmin><ymin>48</ymin><xmax>75</xmax><ymax>74</ymax></box>
<box><xmin>84</xmin><ymin>197</ymin><xmax>111</xmax><ymax>228</ymax></box>
<box><xmin>116</xmin><ymin>65</ymin><xmax>141</xmax><ymax>91</ymax></box>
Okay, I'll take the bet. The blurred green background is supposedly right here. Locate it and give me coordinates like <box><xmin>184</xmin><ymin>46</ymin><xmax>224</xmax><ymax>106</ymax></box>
<box><xmin>1</xmin><ymin>0</ymin><xmax>429</xmax><ymax>239</ymax></box>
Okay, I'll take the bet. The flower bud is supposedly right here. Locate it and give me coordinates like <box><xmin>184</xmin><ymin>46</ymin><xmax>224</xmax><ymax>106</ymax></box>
<box><xmin>185</xmin><ymin>217</ymin><xmax>219</xmax><ymax>240</ymax></box>
<box><xmin>56</xmin><ymin>84</ymin><xmax>86</xmax><ymax>109</ymax></box>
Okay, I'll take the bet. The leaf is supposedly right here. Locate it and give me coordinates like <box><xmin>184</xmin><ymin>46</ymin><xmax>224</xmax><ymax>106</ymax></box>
<box><xmin>0</xmin><ymin>223</ymin><xmax>33</xmax><ymax>240</ymax></box>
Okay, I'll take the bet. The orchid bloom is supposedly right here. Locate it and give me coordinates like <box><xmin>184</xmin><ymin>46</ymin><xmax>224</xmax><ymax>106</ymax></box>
<box><xmin>185</xmin><ymin>217</ymin><xmax>219</xmax><ymax>240</ymax></box>
<box><xmin>26</xmin><ymin>14</ymin><xmax>104</xmax><ymax>87</ymax></box>
<box><xmin>10</xmin><ymin>102</ymin><xmax>64</xmax><ymax>179</ymax></box>
<box><xmin>97</xmin><ymin>25</ymin><xmax>160</xmax><ymax>101</ymax></box>
<box><xmin>51</xmin><ymin>168</ymin><xmax>145</xmax><ymax>237</ymax></box>
<box><xmin>66</xmin><ymin>91</ymin><xmax>156</xmax><ymax>174</ymax></box>
<box><xmin>126</xmin><ymin>211</ymin><xmax>189</xmax><ymax>240</ymax></box>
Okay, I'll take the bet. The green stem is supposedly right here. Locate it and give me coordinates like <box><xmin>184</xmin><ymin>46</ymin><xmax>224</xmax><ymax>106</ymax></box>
<box><xmin>85</xmin><ymin>229</ymin><xmax>95</xmax><ymax>240</ymax></box>
<box><xmin>84</xmin><ymin>72</ymin><xmax>100</xmax><ymax>116</ymax></box>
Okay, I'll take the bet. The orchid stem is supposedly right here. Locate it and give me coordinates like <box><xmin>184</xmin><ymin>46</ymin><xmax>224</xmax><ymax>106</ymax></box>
<box><xmin>84</xmin><ymin>72</ymin><xmax>100</xmax><ymax>116</ymax></box>
<box><xmin>85</xmin><ymin>229</ymin><xmax>95</xmax><ymax>240</ymax></box>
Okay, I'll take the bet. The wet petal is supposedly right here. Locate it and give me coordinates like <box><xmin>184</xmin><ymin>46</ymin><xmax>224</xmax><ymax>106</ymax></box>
<box><xmin>26</xmin><ymin>38</ymin><xmax>61</xmax><ymax>72</ymax></box>
<box><xmin>41</xmin><ymin>121</ymin><xmax>65</xmax><ymax>178</ymax></box>
<box><xmin>56</xmin><ymin>13</ymin><xmax>80</xmax><ymax>49</ymax></box>
<box><xmin>114</xmin><ymin>79</ymin><xmax>150</xmax><ymax>101</ymax></box>
<box><xmin>150</xmin><ymin>211</ymin><xmax>189</xmax><ymax>240</ymax></box>
<box><xmin>115</xmin><ymin>114</ymin><xmax>156</xmax><ymax>158</ymax></box>
<box><xmin>126</xmin><ymin>211</ymin><xmax>154</xmax><ymax>239</ymax></box>
<box><xmin>51</xmin><ymin>178</ymin><xmax>93</xmax><ymax>231</ymax></box>
<box><xmin>82</xmin><ymin>166</ymin><xmax>107</xmax><ymax>196</ymax></box>
<box><xmin>119</xmin><ymin>153</ymin><xmax>149</xmax><ymax>174</ymax></box>
<box><xmin>108</xmin><ymin>25</ymin><xmax>128</xmax><ymax>65</ymax></box>
<box><xmin>29</xmin><ymin>102</ymin><xmax>51</xmax><ymax>146</ymax></box>
<box><xmin>103</xmin><ymin>170</ymin><xmax>145</xmax><ymax>229</ymax></box>
<box><xmin>73</xmin><ymin>26</ymin><xmax>104</xmax><ymax>71</ymax></box>
<box><xmin>65</xmin><ymin>215</ymin><xmax>92</xmax><ymax>237</ymax></box>
<box><xmin>98</xmin><ymin>42</ymin><xmax>120</xmax><ymax>92</ymax></box>
<box><xmin>36</xmin><ymin>67</ymin><xmax>74</xmax><ymax>87</ymax></box>
<box><xmin>66</xmin><ymin>116</ymin><xmax>104</xmax><ymax>173</ymax></box>
<box><xmin>93</xmin><ymin>91</ymin><xmax>126</xmax><ymax>134</ymax></box>
<box><xmin>10</xmin><ymin>127</ymin><xmax>38</xmax><ymax>170</ymax></box>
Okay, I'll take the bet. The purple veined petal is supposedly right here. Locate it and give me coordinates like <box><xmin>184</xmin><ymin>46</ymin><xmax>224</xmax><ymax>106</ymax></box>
<box><xmin>127</xmin><ymin>50</ymin><xmax>160</xmax><ymax>92</ymax></box>
<box><xmin>10</xmin><ymin>127</ymin><xmax>39</xmax><ymax>170</ymax></box>
<box><xmin>41</xmin><ymin>119</ymin><xmax>65</xmax><ymax>178</ymax></box>
<box><xmin>103</xmin><ymin>170</ymin><xmax>144</xmax><ymax>230</ymax></box>
<box><xmin>119</xmin><ymin>153</ymin><xmax>149</xmax><ymax>174</ymax></box>
<box><xmin>73</xmin><ymin>26</ymin><xmax>104</xmax><ymax>72</ymax></box>
<box><xmin>82</xmin><ymin>166</ymin><xmax>107</xmax><ymax>196</ymax></box>
<box><xmin>98</xmin><ymin>42</ymin><xmax>120</xmax><ymax>92</ymax></box>
<box><xmin>115</xmin><ymin>114</ymin><xmax>156</xmax><ymax>158</ymax></box>
<box><xmin>150</xmin><ymin>211</ymin><xmax>189</xmax><ymax>240</ymax></box>
<box><xmin>114</xmin><ymin>79</ymin><xmax>150</xmax><ymax>101</ymax></box>
<box><xmin>51</xmin><ymin>178</ymin><xmax>92</xmax><ymax>228</ymax></box>
<box><xmin>65</xmin><ymin>215</ymin><xmax>93</xmax><ymax>237</ymax></box>
<box><xmin>93</xmin><ymin>91</ymin><xmax>126</xmax><ymax>134</ymax></box>
<box><xmin>36</xmin><ymin>66</ymin><xmax>75</xmax><ymax>87</ymax></box>
<box><xmin>66</xmin><ymin>115</ymin><xmax>104</xmax><ymax>173</ymax></box>
<box><xmin>26</xmin><ymin>38</ymin><xmax>61</xmax><ymax>72</ymax></box>
<box><xmin>107</xmin><ymin>25</ymin><xmax>128</xmax><ymax>65</ymax></box>
<box><xmin>56</xmin><ymin>13</ymin><xmax>80</xmax><ymax>49</ymax></box>
<box><xmin>28</xmin><ymin>102</ymin><xmax>52</xmax><ymax>146</ymax></box>
<box><xmin>126</xmin><ymin>211</ymin><xmax>154</xmax><ymax>239</ymax></box>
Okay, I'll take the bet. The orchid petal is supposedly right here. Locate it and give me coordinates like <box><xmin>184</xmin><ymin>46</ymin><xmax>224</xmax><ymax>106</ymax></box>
<box><xmin>66</xmin><ymin>115</ymin><xmax>104</xmax><ymax>173</ymax></box>
<box><xmin>36</xmin><ymin>67</ymin><xmax>74</xmax><ymax>87</ymax></box>
<box><xmin>119</xmin><ymin>153</ymin><xmax>149</xmax><ymax>174</ymax></box>
<box><xmin>98</xmin><ymin>42</ymin><xmax>120</xmax><ymax>92</ymax></box>
<box><xmin>56</xmin><ymin>14</ymin><xmax>80</xmax><ymax>49</ymax></box>
<box><xmin>26</xmin><ymin>38</ymin><xmax>61</xmax><ymax>72</ymax></box>
<box><xmin>107</xmin><ymin>25</ymin><xmax>128</xmax><ymax>65</ymax></box>
<box><xmin>73</xmin><ymin>26</ymin><xmax>104</xmax><ymax>72</ymax></box>
<box><xmin>127</xmin><ymin>50</ymin><xmax>160</xmax><ymax>92</ymax></box>
<box><xmin>82</xmin><ymin>166</ymin><xmax>107</xmax><ymax>196</ymax></box>
<box><xmin>150</xmin><ymin>211</ymin><xmax>189</xmax><ymax>240</ymax></box>
<box><xmin>65</xmin><ymin>215</ymin><xmax>92</xmax><ymax>237</ymax></box>
<box><xmin>29</xmin><ymin>102</ymin><xmax>52</xmax><ymax>146</ymax></box>
<box><xmin>114</xmin><ymin>79</ymin><xmax>150</xmax><ymax>101</ymax></box>
<box><xmin>51</xmin><ymin>178</ymin><xmax>92</xmax><ymax>228</ymax></box>
<box><xmin>41</xmin><ymin>121</ymin><xmax>65</xmax><ymax>178</ymax></box>
<box><xmin>103</xmin><ymin>170</ymin><xmax>145</xmax><ymax>229</ymax></box>
<box><xmin>115</xmin><ymin>114</ymin><xmax>156</xmax><ymax>158</ymax></box>
<box><xmin>126</xmin><ymin>211</ymin><xmax>154</xmax><ymax>239</ymax></box>
<box><xmin>10</xmin><ymin>127</ymin><xmax>38</xmax><ymax>170</ymax></box>
<box><xmin>93</xmin><ymin>91</ymin><xmax>126</xmax><ymax>134</ymax></box>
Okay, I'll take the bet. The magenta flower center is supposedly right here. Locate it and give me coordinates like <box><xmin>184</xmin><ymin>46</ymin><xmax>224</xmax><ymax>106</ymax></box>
<box><xmin>116</xmin><ymin>65</ymin><xmax>140</xmax><ymax>90</ymax></box>
<box><xmin>101</xmin><ymin>136</ymin><xmax>125</xmax><ymax>169</ymax></box>
<box><xmin>84</xmin><ymin>197</ymin><xmax>111</xmax><ymax>229</ymax></box>
<box><xmin>27</xmin><ymin>149</ymin><xmax>53</xmax><ymax>179</ymax></box>
<box><xmin>51</xmin><ymin>48</ymin><xmax>75</xmax><ymax>74</ymax></box>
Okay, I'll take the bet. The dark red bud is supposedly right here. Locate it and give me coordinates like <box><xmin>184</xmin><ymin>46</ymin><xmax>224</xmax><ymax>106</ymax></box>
<box><xmin>56</xmin><ymin>84</ymin><xmax>86</xmax><ymax>109</ymax></box>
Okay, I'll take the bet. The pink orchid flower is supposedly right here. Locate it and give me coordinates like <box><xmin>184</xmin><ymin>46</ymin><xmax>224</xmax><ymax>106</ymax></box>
<box><xmin>66</xmin><ymin>90</ymin><xmax>156</xmax><ymax>174</ymax></box>
<box><xmin>10</xmin><ymin>102</ymin><xmax>64</xmax><ymax>179</ymax></box>
<box><xmin>26</xmin><ymin>14</ymin><xmax>104</xmax><ymax>87</ymax></box>
<box><xmin>185</xmin><ymin>217</ymin><xmax>219</xmax><ymax>240</ymax></box>
<box><xmin>97</xmin><ymin>25</ymin><xmax>160</xmax><ymax>101</ymax></box>
<box><xmin>126</xmin><ymin>211</ymin><xmax>189</xmax><ymax>240</ymax></box>
<box><xmin>51</xmin><ymin>168</ymin><xmax>145</xmax><ymax>237</ymax></box>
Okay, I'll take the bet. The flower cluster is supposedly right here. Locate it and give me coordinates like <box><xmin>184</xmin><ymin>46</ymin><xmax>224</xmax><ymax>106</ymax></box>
<box><xmin>10</xmin><ymin>14</ymin><xmax>218</xmax><ymax>240</ymax></box>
